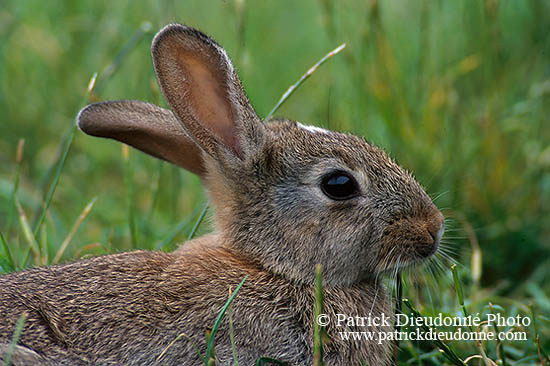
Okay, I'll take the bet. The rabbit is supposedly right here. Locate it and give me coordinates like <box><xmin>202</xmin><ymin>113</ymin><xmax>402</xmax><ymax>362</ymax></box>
<box><xmin>0</xmin><ymin>24</ymin><xmax>445</xmax><ymax>366</ymax></box>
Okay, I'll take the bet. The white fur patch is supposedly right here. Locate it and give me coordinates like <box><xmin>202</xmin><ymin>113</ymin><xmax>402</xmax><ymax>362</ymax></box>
<box><xmin>297</xmin><ymin>122</ymin><xmax>330</xmax><ymax>134</ymax></box>
<box><xmin>218</xmin><ymin>47</ymin><xmax>234</xmax><ymax>74</ymax></box>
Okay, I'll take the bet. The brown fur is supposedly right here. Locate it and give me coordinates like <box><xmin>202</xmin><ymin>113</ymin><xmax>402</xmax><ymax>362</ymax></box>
<box><xmin>0</xmin><ymin>24</ymin><xmax>444</xmax><ymax>365</ymax></box>
<box><xmin>0</xmin><ymin>241</ymin><xmax>391</xmax><ymax>365</ymax></box>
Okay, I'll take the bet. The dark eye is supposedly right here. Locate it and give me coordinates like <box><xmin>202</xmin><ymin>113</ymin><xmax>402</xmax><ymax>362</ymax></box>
<box><xmin>321</xmin><ymin>171</ymin><xmax>359</xmax><ymax>200</ymax></box>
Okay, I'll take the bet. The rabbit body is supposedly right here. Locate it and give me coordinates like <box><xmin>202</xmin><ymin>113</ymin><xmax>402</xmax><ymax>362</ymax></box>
<box><xmin>0</xmin><ymin>24</ymin><xmax>444</xmax><ymax>365</ymax></box>
<box><xmin>0</xmin><ymin>236</ymin><xmax>391</xmax><ymax>365</ymax></box>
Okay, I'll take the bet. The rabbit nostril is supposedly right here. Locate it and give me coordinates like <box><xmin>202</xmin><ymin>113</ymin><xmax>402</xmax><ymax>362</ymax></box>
<box><xmin>427</xmin><ymin>210</ymin><xmax>444</xmax><ymax>241</ymax></box>
<box><xmin>437</xmin><ymin>222</ymin><xmax>445</xmax><ymax>242</ymax></box>
<box><xmin>427</xmin><ymin>220</ymin><xmax>444</xmax><ymax>247</ymax></box>
<box><xmin>417</xmin><ymin>212</ymin><xmax>444</xmax><ymax>258</ymax></box>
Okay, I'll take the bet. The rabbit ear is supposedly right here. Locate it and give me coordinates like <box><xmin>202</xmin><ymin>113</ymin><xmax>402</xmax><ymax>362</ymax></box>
<box><xmin>151</xmin><ymin>24</ymin><xmax>263</xmax><ymax>161</ymax></box>
<box><xmin>77</xmin><ymin>100</ymin><xmax>205</xmax><ymax>176</ymax></box>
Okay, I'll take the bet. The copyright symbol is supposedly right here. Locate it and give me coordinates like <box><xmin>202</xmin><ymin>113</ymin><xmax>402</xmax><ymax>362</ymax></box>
<box><xmin>316</xmin><ymin>314</ymin><xmax>330</xmax><ymax>327</ymax></box>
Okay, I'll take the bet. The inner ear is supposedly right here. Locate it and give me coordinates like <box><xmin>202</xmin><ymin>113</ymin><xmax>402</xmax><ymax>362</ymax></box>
<box><xmin>181</xmin><ymin>53</ymin><xmax>239</xmax><ymax>153</ymax></box>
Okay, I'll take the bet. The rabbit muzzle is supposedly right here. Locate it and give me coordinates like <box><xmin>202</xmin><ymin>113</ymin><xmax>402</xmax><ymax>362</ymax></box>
<box><xmin>379</xmin><ymin>206</ymin><xmax>445</xmax><ymax>268</ymax></box>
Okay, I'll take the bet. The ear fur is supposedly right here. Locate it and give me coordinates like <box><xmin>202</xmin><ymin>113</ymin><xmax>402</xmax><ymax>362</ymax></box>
<box><xmin>151</xmin><ymin>24</ymin><xmax>263</xmax><ymax>162</ymax></box>
<box><xmin>77</xmin><ymin>100</ymin><xmax>205</xmax><ymax>176</ymax></box>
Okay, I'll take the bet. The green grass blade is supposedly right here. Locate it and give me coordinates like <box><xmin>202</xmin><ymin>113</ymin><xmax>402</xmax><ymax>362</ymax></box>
<box><xmin>5</xmin><ymin>139</ymin><xmax>24</xmax><ymax>236</ymax></box>
<box><xmin>530</xmin><ymin>304</ymin><xmax>550</xmax><ymax>364</ymax></box>
<box><xmin>266</xmin><ymin>43</ymin><xmax>346</xmax><ymax>119</ymax></box>
<box><xmin>204</xmin><ymin>276</ymin><xmax>247</xmax><ymax>365</ymax></box>
<box><xmin>403</xmin><ymin>299</ymin><xmax>467</xmax><ymax>366</ymax></box>
<box><xmin>488</xmin><ymin>303</ymin><xmax>507</xmax><ymax>366</ymax></box>
<box><xmin>0</xmin><ymin>231</ymin><xmax>16</xmax><ymax>271</ymax></box>
<box><xmin>187</xmin><ymin>204</ymin><xmax>208</xmax><ymax>241</ymax></box>
<box><xmin>155</xmin><ymin>204</ymin><xmax>203</xmax><ymax>250</ymax></box>
<box><xmin>228</xmin><ymin>297</ymin><xmax>239</xmax><ymax>366</ymax></box>
<box><xmin>39</xmin><ymin>223</ymin><xmax>48</xmax><ymax>265</ymax></box>
<box><xmin>122</xmin><ymin>145</ymin><xmax>138</xmax><ymax>248</ymax></box>
<box><xmin>143</xmin><ymin>161</ymin><xmax>164</xmax><ymax>246</ymax></box>
<box><xmin>156</xmin><ymin>332</ymin><xmax>202</xmax><ymax>363</ymax></box>
<box><xmin>393</xmin><ymin>271</ymin><xmax>403</xmax><ymax>364</ymax></box>
<box><xmin>3</xmin><ymin>312</ymin><xmax>27</xmax><ymax>366</ymax></box>
<box><xmin>451</xmin><ymin>264</ymin><xmax>464</xmax><ymax>307</ymax></box>
<box><xmin>20</xmin><ymin>248</ymin><xmax>31</xmax><ymax>270</ymax></box>
<box><xmin>451</xmin><ymin>264</ymin><xmax>473</xmax><ymax>334</ymax></box>
<box><xmin>52</xmin><ymin>197</ymin><xmax>97</xmax><ymax>264</ymax></box>
<box><xmin>313</xmin><ymin>264</ymin><xmax>324</xmax><ymax>366</ymax></box>
<box><xmin>16</xmin><ymin>199</ymin><xmax>41</xmax><ymax>265</ymax></box>
<box><xmin>32</xmin><ymin>124</ymin><xmax>76</xmax><ymax>239</ymax></box>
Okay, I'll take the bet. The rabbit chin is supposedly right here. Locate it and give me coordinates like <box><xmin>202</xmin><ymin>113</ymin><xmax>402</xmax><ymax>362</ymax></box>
<box><xmin>372</xmin><ymin>232</ymin><xmax>442</xmax><ymax>275</ymax></box>
<box><xmin>373</xmin><ymin>247</ymin><xmax>439</xmax><ymax>275</ymax></box>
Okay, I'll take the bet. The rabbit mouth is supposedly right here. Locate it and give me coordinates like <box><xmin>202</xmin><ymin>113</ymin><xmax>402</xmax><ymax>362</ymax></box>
<box><xmin>374</xmin><ymin>248</ymin><xmax>437</xmax><ymax>275</ymax></box>
<box><xmin>376</xmin><ymin>249</ymin><xmax>434</xmax><ymax>273</ymax></box>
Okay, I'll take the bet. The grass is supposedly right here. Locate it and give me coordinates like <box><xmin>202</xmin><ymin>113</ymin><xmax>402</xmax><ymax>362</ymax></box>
<box><xmin>0</xmin><ymin>0</ymin><xmax>548</xmax><ymax>365</ymax></box>
<box><xmin>2</xmin><ymin>313</ymin><xmax>27</xmax><ymax>366</ymax></box>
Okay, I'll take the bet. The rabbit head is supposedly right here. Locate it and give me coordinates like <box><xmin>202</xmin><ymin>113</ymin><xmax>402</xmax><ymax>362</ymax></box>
<box><xmin>78</xmin><ymin>24</ymin><xmax>444</xmax><ymax>287</ymax></box>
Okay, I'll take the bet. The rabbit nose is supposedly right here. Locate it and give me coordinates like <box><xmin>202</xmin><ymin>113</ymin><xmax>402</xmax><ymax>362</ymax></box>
<box><xmin>414</xmin><ymin>210</ymin><xmax>444</xmax><ymax>258</ymax></box>
<box><xmin>427</xmin><ymin>211</ymin><xmax>445</xmax><ymax>246</ymax></box>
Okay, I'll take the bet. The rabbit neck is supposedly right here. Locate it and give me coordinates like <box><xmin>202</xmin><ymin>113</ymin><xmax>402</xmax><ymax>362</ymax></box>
<box><xmin>168</xmin><ymin>242</ymin><xmax>394</xmax><ymax>364</ymax></box>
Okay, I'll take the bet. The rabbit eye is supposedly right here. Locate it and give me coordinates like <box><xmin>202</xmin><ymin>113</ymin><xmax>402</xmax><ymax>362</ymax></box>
<box><xmin>321</xmin><ymin>171</ymin><xmax>359</xmax><ymax>200</ymax></box>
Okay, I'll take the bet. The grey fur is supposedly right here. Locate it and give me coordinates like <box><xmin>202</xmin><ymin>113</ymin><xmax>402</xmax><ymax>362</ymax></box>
<box><xmin>78</xmin><ymin>100</ymin><xmax>205</xmax><ymax>176</ymax></box>
<box><xmin>0</xmin><ymin>24</ymin><xmax>444</xmax><ymax>365</ymax></box>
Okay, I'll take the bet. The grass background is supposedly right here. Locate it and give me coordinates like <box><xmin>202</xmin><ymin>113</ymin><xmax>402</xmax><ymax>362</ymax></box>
<box><xmin>0</xmin><ymin>0</ymin><xmax>549</xmax><ymax>364</ymax></box>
